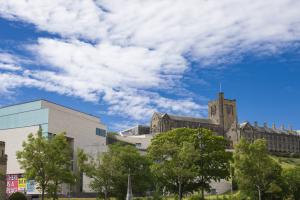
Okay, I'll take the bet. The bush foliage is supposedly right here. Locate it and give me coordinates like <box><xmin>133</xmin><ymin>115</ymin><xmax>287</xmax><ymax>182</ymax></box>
<box><xmin>8</xmin><ymin>192</ymin><xmax>27</xmax><ymax>200</ymax></box>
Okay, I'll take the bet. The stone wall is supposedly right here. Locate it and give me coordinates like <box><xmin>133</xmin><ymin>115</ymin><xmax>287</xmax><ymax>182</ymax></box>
<box><xmin>150</xmin><ymin>113</ymin><xmax>162</xmax><ymax>134</ymax></box>
<box><xmin>208</xmin><ymin>93</ymin><xmax>239</xmax><ymax>146</ymax></box>
<box><xmin>150</xmin><ymin>112</ymin><xmax>221</xmax><ymax>135</ymax></box>
<box><xmin>150</xmin><ymin>93</ymin><xmax>238</xmax><ymax>143</ymax></box>
<box><xmin>148</xmin><ymin>93</ymin><xmax>300</xmax><ymax>155</ymax></box>
<box><xmin>240</xmin><ymin>122</ymin><xmax>300</xmax><ymax>154</ymax></box>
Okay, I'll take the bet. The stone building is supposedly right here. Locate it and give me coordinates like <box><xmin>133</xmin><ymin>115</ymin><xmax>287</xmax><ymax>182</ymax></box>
<box><xmin>0</xmin><ymin>141</ymin><xmax>7</xmax><ymax>200</ymax></box>
<box><xmin>117</xmin><ymin>92</ymin><xmax>300</xmax><ymax>195</ymax></box>
<box><xmin>150</xmin><ymin>92</ymin><xmax>239</xmax><ymax>147</ymax></box>
<box><xmin>120</xmin><ymin>92</ymin><xmax>300</xmax><ymax>154</ymax></box>
<box><xmin>240</xmin><ymin>122</ymin><xmax>300</xmax><ymax>155</ymax></box>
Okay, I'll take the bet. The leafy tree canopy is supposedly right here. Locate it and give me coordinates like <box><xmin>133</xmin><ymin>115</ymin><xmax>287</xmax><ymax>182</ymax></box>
<box><xmin>148</xmin><ymin>128</ymin><xmax>231</xmax><ymax>200</ymax></box>
<box><xmin>233</xmin><ymin>139</ymin><xmax>283</xmax><ymax>200</ymax></box>
<box><xmin>17</xmin><ymin>128</ymin><xmax>75</xmax><ymax>200</ymax></box>
<box><xmin>8</xmin><ymin>192</ymin><xmax>27</xmax><ymax>200</ymax></box>
<box><xmin>282</xmin><ymin>166</ymin><xmax>300</xmax><ymax>200</ymax></box>
<box><xmin>78</xmin><ymin>143</ymin><xmax>153</xmax><ymax>200</ymax></box>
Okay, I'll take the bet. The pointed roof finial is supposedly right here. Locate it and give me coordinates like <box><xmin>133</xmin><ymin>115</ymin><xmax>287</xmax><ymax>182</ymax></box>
<box><xmin>219</xmin><ymin>82</ymin><xmax>222</xmax><ymax>93</ymax></box>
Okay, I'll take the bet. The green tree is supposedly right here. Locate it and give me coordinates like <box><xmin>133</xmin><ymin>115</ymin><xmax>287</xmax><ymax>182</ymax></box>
<box><xmin>77</xmin><ymin>148</ymin><xmax>114</xmax><ymax>200</ymax></box>
<box><xmin>17</xmin><ymin>128</ymin><xmax>75</xmax><ymax>200</ymax></box>
<box><xmin>17</xmin><ymin>128</ymin><xmax>50</xmax><ymax>200</ymax></box>
<box><xmin>8</xmin><ymin>192</ymin><xmax>27</xmax><ymax>200</ymax></box>
<box><xmin>46</xmin><ymin>133</ymin><xmax>76</xmax><ymax>200</ymax></box>
<box><xmin>78</xmin><ymin>143</ymin><xmax>153</xmax><ymax>200</ymax></box>
<box><xmin>233</xmin><ymin>139</ymin><xmax>282</xmax><ymax>200</ymax></box>
<box><xmin>148</xmin><ymin>128</ymin><xmax>231</xmax><ymax>200</ymax></box>
<box><xmin>194</xmin><ymin>128</ymin><xmax>232</xmax><ymax>200</ymax></box>
<box><xmin>282</xmin><ymin>167</ymin><xmax>300</xmax><ymax>200</ymax></box>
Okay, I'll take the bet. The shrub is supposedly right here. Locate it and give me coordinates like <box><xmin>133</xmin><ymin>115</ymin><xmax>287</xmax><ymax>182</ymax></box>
<box><xmin>8</xmin><ymin>192</ymin><xmax>27</xmax><ymax>200</ymax></box>
<box><xmin>188</xmin><ymin>194</ymin><xmax>201</xmax><ymax>200</ymax></box>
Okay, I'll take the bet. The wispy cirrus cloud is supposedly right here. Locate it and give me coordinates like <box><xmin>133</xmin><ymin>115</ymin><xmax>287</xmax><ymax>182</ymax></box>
<box><xmin>0</xmin><ymin>52</ymin><xmax>23</xmax><ymax>71</ymax></box>
<box><xmin>0</xmin><ymin>0</ymin><xmax>300</xmax><ymax>121</ymax></box>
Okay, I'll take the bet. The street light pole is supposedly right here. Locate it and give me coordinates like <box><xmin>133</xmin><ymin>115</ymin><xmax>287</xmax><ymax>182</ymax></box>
<box><xmin>198</xmin><ymin>132</ymin><xmax>205</xmax><ymax>200</ymax></box>
<box><xmin>126</xmin><ymin>169</ymin><xmax>133</xmax><ymax>200</ymax></box>
<box><xmin>230</xmin><ymin>163</ymin><xmax>233</xmax><ymax>198</ymax></box>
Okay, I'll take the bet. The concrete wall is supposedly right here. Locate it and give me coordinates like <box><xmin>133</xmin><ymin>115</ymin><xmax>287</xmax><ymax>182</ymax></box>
<box><xmin>0</xmin><ymin>100</ymin><xmax>107</xmax><ymax>194</ymax></box>
<box><xmin>43</xmin><ymin>101</ymin><xmax>107</xmax><ymax>193</ymax></box>
<box><xmin>0</xmin><ymin>126</ymin><xmax>39</xmax><ymax>174</ymax></box>
<box><xmin>115</xmin><ymin>134</ymin><xmax>153</xmax><ymax>151</ymax></box>
<box><xmin>209</xmin><ymin>180</ymin><xmax>232</xmax><ymax>195</ymax></box>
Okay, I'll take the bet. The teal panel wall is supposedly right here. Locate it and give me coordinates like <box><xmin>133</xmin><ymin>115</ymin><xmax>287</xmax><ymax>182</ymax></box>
<box><xmin>0</xmin><ymin>108</ymin><xmax>49</xmax><ymax>130</ymax></box>
<box><xmin>0</xmin><ymin>101</ymin><xmax>42</xmax><ymax>117</ymax></box>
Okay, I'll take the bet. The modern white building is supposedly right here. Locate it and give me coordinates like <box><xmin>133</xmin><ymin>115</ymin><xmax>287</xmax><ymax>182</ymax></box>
<box><xmin>0</xmin><ymin>100</ymin><xmax>107</xmax><ymax>196</ymax></box>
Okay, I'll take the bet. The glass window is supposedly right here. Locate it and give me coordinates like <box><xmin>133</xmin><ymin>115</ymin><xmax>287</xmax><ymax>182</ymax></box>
<box><xmin>96</xmin><ymin>128</ymin><xmax>106</xmax><ymax>137</ymax></box>
<box><xmin>135</xmin><ymin>143</ymin><xmax>142</xmax><ymax>148</ymax></box>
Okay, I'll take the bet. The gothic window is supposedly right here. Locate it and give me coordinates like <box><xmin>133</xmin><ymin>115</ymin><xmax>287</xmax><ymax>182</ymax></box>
<box><xmin>211</xmin><ymin>105</ymin><xmax>217</xmax><ymax>116</ymax></box>
<box><xmin>226</xmin><ymin>105</ymin><xmax>233</xmax><ymax>115</ymax></box>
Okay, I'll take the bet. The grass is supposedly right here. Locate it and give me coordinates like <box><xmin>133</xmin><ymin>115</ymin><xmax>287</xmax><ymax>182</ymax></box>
<box><xmin>46</xmin><ymin>199</ymin><xmax>96</xmax><ymax>200</ymax></box>
<box><xmin>206</xmin><ymin>191</ymin><xmax>240</xmax><ymax>199</ymax></box>
<box><xmin>272</xmin><ymin>156</ymin><xmax>300</xmax><ymax>169</ymax></box>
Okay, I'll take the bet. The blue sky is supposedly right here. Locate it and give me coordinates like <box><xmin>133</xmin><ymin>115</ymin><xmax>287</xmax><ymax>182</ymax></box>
<box><xmin>0</xmin><ymin>1</ymin><xmax>300</xmax><ymax>131</ymax></box>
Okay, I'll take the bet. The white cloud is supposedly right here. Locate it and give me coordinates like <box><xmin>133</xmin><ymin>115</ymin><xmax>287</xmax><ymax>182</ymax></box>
<box><xmin>0</xmin><ymin>52</ymin><xmax>23</xmax><ymax>71</ymax></box>
<box><xmin>0</xmin><ymin>73</ymin><xmax>34</xmax><ymax>94</ymax></box>
<box><xmin>0</xmin><ymin>0</ymin><xmax>107</xmax><ymax>40</ymax></box>
<box><xmin>0</xmin><ymin>52</ymin><xmax>20</xmax><ymax>63</ymax></box>
<box><xmin>25</xmin><ymin>38</ymin><xmax>194</xmax><ymax>120</ymax></box>
<box><xmin>0</xmin><ymin>0</ymin><xmax>300</xmax><ymax>121</ymax></box>
<box><xmin>0</xmin><ymin>63</ymin><xmax>21</xmax><ymax>71</ymax></box>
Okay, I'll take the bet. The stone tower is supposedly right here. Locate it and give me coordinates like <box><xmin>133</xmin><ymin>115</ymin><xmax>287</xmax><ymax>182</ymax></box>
<box><xmin>208</xmin><ymin>93</ymin><xmax>239</xmax><ymax>146</ymax></box>
<box><xmin>0</xmin><ymin>141</ymin><xmax>7</xmax><ymax>200</ymax></box>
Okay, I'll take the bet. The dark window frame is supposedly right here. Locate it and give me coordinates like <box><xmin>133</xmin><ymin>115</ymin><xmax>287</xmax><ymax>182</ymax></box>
<box><xmin>96</xmin><ymin>128</ymin><xmax>106</xmax><ymax>137</ymax></box>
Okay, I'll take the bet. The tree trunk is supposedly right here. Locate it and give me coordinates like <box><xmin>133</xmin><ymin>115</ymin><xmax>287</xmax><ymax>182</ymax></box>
<box><xmin>41</xmin><ymin>186</ymin><xmax>45</xmax><ymax>200</ymax></box>
<box><xmin>104</xmin><ymin>186</ymin><xmax>108</xmax><ymax>200</ymax></box>
<box><xmin>258</xmin><ymin>188</ymin><xmax>261</xmax><ymax>200</ymax></box>
<box><xmin>178</xmin><ymin>181</ymin><xmax>182</xmax><ymax>200</ymax></box>
<box><xmin>54</xmin><ymin>183</ymin><xmax>58</xmax><ymax>200</ymax></box>
<box><xmin>201</xmin><ymin>187</ymin><xmax>204</xmax><ymax>200</ymax></box>
<box><xmin>104</xmin><ymin>191</ymin><xmax>108</xmax><ymax>200</ymax></box>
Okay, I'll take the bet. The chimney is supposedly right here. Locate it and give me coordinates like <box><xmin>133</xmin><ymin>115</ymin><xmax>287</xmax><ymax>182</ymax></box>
<box><xmin>289</xmin><ymin>125</ymin><xmax>293</xmax><ymax>131</ymax></box>
<box><xmin>281</xmin><ymin>125</ymin><xmax>285</xmax><ymax>130</ymax></box>
<box><xmin>263</xmin><ymin>123</ymin><xmax>268</xmax><ymax>128</ymax></box>
<box><xmin>254</xmin><ymin>121</ymin><xmax>258</xmax><ymax>127</ymax></box>
<box><xmin>272</xmin><ymin>123</ymin><xmax>276</xmax><ymax>129</ymax></box>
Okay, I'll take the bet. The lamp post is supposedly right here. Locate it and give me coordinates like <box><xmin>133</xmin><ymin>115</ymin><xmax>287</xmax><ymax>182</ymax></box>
<box><xmin>126</xmin><ymin>169</ymin><xmax>133</xmax><ymax>200</ymax></box>
<box><xmin>230</xmin><ymin>162</ymin><xmax>233</xmax><ymax>198</ymax></box>
<box><xmin>198</xmin><ymin>132</ymin><xmax>205</xmax><ymax>200</ymax></box>
<box><xmin>68</xmin><ymin>183</ymin><xmax>71</xmax><ymax>200</ymax></box>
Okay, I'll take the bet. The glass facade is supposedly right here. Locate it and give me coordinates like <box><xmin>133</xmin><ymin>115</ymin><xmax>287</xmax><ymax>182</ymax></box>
<box><xmin>0</xmin><ymin>101</ymin><xmax>49</xmax><ymax>133</ymax></box>
<box><xmin>0</xmin><ymin>101</ymin><xmax>42</xmax><ymax>117</ymax></box>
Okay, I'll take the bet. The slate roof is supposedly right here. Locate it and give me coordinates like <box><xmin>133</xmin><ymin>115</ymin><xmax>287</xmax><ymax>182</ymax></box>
<box><xmin>154</xmin><ymin>112</ymin><xmax>213</xmax><ymax>124</ymax></box>
<box><xmin>240</xmin><ymin>121</ymin><xmax>299</xmax><ymax>135</ymax></box>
